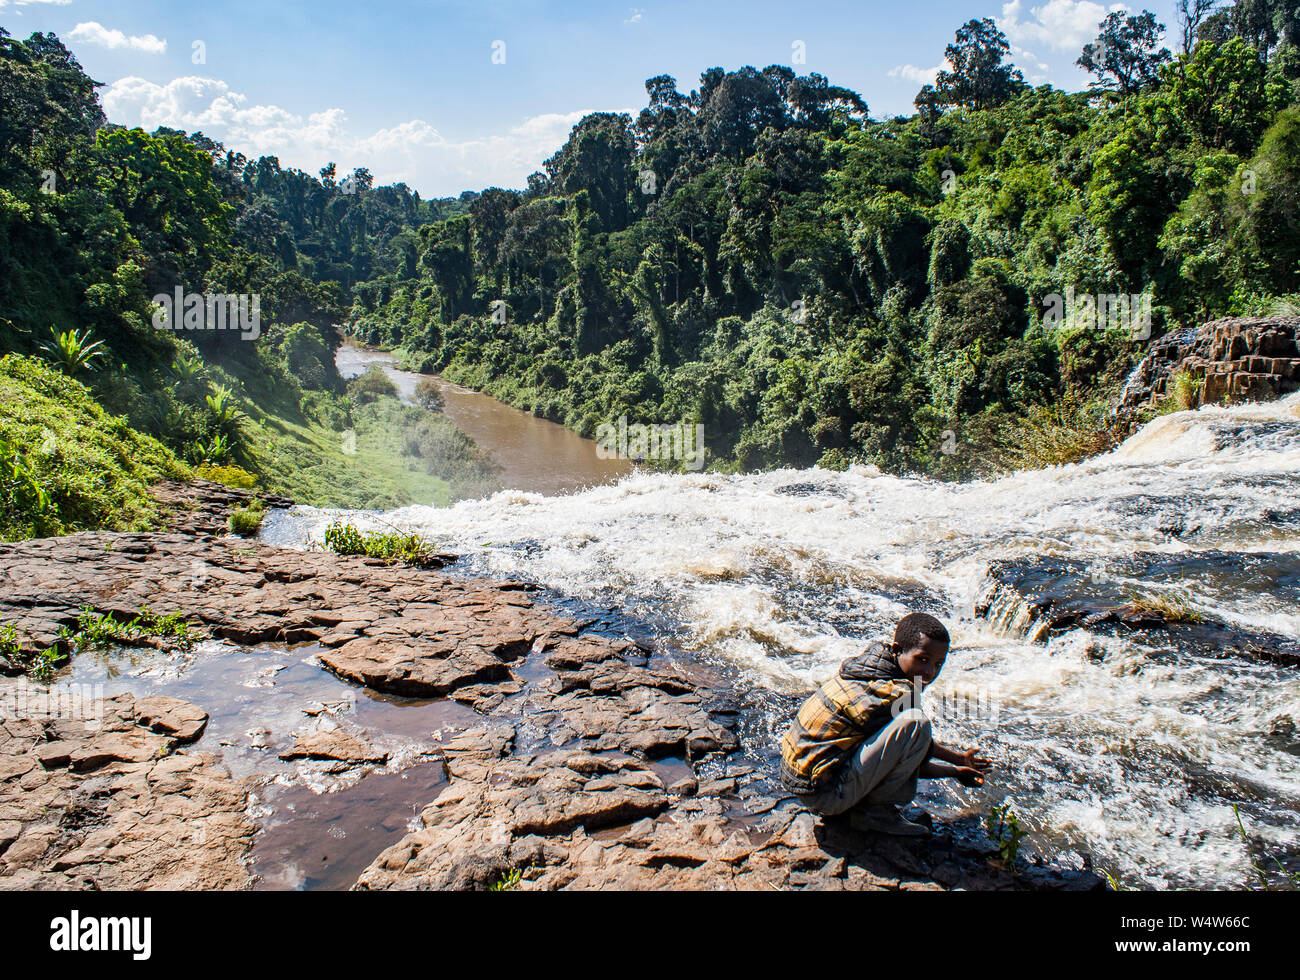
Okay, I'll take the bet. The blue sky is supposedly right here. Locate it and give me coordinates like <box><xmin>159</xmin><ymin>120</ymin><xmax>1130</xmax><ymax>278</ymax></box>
<box><xmin>2</xmin><ymin>0</ymin><xmax>1183</xmax><ymax>196</ymax></box>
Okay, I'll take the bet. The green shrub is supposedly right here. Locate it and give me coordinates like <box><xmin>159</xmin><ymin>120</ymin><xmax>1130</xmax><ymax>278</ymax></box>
<box><xmin>321</xmin><ymin>521</ymin><xmax>441</xmax><ymax>567</ymax></box>
<box><xmin>489</xmin><ymin>868</ymin><xmax>523</xmax><ymax>891</ymax></box>
<box><xmin>1128</xmin><ymin>590</ymin><xmax>1204</xmax><ymax>623</ymax></box>
<box><xmin>986</xmin><ymin>803</ymin><xmax>1031</xmax><ymax>866</ymax></box>
<box><xmin>42</xmin><ymin>326</ymin><xmax>105</xmax><ymax>378</ymax></box>
<box><xmin>228</xmin><ymin>501</ymin><xmax>266</xmax><ymax>537</ymax></box>
<box><xmin>1156</xmin><ymin>369</ymin><xmax>1202</xmax><ymax>414</ymax></box>
<box><xmin>348</xmin><ymin>366</ymin><xmax>397</xmax><ymax>404</ymax></box>
<box><xmin>415</xmin><ymin>377</ymin><xmax>444</xmax><ymax>411</ymax></box>
<box><xmin>59</xmin><ymin>606</ymin><xmax>196</xmax><ymax>655</ymax></box>
<box><xmin>197</xmin><ymin>463</ymin><xmax>258</xmax><ymax>489</ymax></box>
<box><xmin>400</xmin><ymin>414</ymin><xmax>499</xmax><ymax>500</ymax></box>
<box><xmin>0</xmin><ymin>623</ymin><xmax>20</xmax><ymax>664</ymax></box>
<box><xmin>930</xmin><ymin>398</ymin><xmax>1123</xmax><ymax>478</ymax></box>
<box><xmin>281</xmin><ymin>322</ymin><xmax>338</xmax><ymax>390</ymax></box>
<box><xmin>0</xmin><ymin>623</ymin><xmax>64</xmax><ymax>678</ymax></box>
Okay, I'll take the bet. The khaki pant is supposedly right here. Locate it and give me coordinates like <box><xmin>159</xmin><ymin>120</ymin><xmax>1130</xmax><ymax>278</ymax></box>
<box><xmin>797</xmin><ymin>708</ymin><xmax>931</xmax><ymax>816</ymax></box>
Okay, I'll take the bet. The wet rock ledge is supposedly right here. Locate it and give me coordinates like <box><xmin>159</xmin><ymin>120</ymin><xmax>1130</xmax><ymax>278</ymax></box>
<box><xmin>0</xmin><ymin>482</ymin><xmax>1101</xmax><ymax>892</ymax></box>
<box><xmin>977</xmin><ymin>554</ymin><xmax>1300</xmax><ymax>667</ymax></box>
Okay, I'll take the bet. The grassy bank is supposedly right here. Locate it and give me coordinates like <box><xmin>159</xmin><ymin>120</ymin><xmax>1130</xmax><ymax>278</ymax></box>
<box><xmin>252</xmin><ymin>391</ymin><xmax>494</xmax><ymax>510</ymax></box>
<box><xmin>0</xmin><ymin>352</ymin><xmax>498</xmax><ymax>541</ymax></box>
<box><xmin>0</xmin><ymin>355</ymin><xmax>190</xmax><ymax>538</ymax></box>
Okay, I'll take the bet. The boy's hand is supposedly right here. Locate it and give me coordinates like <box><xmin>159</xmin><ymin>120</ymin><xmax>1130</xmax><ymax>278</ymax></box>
<box><xmin>953</xmin><ymin>766</ymin><xmax>985</xmax><ymax>788</ymax></box>
<box><xmin>932</xmin><ymin>741</ymin><xmax>993</xmax><ymax>770</ymax></box>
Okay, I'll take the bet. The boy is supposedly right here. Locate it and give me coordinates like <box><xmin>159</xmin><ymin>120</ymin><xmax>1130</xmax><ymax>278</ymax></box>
<box><xmin>779</xmin><ymin>612</ymin><xmax>989</xmax><ymax>836</ymax></box>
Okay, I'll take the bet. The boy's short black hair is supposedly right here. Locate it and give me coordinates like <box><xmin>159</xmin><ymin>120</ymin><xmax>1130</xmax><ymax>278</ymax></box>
<box><xmin>893</xmin><ymin>613</ymin><xmax>950</xmax><ymax>653</ymax></box>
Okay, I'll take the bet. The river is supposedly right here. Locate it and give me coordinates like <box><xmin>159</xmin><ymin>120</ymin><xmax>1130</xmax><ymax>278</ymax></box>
<box><xmin>335</xmin><ymin>344</ymin><xmax>630</xmax><ymax>496</ymax></box>
<box><xmin>264</xmin><ymin>381</ymin><xmax>1300</xmax><ymax>889</ymax></box>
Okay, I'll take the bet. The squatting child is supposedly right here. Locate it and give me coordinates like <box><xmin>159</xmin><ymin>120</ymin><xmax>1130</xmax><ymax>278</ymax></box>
<box><xmin>779</xmin><ymin>612</ymin><xmax>989</xmax><ymax>835</ymax></box>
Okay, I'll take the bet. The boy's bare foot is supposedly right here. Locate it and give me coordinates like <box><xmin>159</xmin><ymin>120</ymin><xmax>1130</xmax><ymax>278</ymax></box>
<box><xmin>848</xmin><ymin>804</ymin><xmax>930</xmax><ymax>836</ymax></box>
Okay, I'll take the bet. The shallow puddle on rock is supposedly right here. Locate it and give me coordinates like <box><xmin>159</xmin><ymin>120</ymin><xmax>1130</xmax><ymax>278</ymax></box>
<box><xmin>50</xmin><ymin>640</ymin><xmax>484</xmax><ymax>888</ymax></box>
<box><xmin>350</xmin><ymin>686</ymin><xmax>483</xmax><ymax>741</ymax></box>
<box><xmin>249</xmin><ymin>761</ymin><xmax>448</xmax><ymax>890</ymax></box>
<box><xmin>650</xmin><ymin>755</ymin><xmax>694</xmax><ymax>788</ymax></box>
<box><xmin>58</xmin><ymin>641</ymin><xmax>473</xmax><ymax>776</ymax></box>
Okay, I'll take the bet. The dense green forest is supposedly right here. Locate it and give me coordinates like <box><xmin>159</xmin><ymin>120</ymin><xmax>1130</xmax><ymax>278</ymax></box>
<box><xmin>348</xmin><ymin>4</ymin><xmax>1299</xmax><ymax>474</ymax></box>
<box><xmin>2</xmin><ymin>2</ymin><xmax>1299</xmax><ymax>538</ymax></box>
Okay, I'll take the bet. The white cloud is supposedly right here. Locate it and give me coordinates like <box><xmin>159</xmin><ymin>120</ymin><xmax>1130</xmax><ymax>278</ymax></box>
<box><xmin>625</xmin><ymin>8</ymin><xmax>644</xmax><ymax>24</ymax></box>
<box><xmin>1011</xmin><ymin>45</ymin><xmax>1054</xmax><ymax>85</ymax></box>
<box><xmin>356</xmin><ymin>120</ymin><xmax>443</xmax><ymax>157</ymax></box>
<box><xmin>104</xmin><ymin>76</ymin><xmax>308</xmax><ymax>138</ymax></box>
<box><xmin>999</xmin><ymin>0</ymin><xmax>1128</xmax><ymax>54</ymax></box>
<box><xmin>69</xmin><ymin>21</ymin><xmax>167</xmax><ymax>55</ymax></box>
<box><xmin>102</xmin><ymin>75</ymin><xmax>597</xmax><ymax>195</ymax></box>
<box><xmin>0</xmin><ymin>0</ymin><xmax>74</xmax><ymax>7</ymax></box>
<box><xmin>889</xmin><ymin>63</ymin><xmax>947</xmax><ymax>87</ymax></box>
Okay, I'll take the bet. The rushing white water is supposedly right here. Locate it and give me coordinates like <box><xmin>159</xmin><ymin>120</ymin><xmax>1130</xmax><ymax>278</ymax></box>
<box><xmin>265</xmin><ymin>393</ymin><xmax>1300</xmax><ymax>888</ymax></box>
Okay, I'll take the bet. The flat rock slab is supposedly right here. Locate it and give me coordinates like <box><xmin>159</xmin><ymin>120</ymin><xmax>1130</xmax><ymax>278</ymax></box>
<box><xmin>0</xmin><ymin>511</ymin><xmax>578</xmax><ymax>703</ymax></box>
<box><xmin>151</xmin><ymin>479</ymin><xmax>295</xmax><ymax>537</ymax></box>
<box><xmin>355</xmin><ymin>631</ymin><xmax>1098</xmax><ymax>892</ymax></box>
<box><xmin>0</xmin><ymin>689</ymin><xmax>253</xmax><ymax>890</ymax></box>
<box><xmin>355</xmin><ymin>744</ymin><xmax>1102</xmax><ymax>892</ymax></box>
<box><xmin>279</xmin><ymin>730</ymin><xmax>389</xmax><ymax>764</ymax></box>
<box><xmin>133</xmin><ymin>695</ymin><xmax>209</xmax><ymax>742</ymax></box>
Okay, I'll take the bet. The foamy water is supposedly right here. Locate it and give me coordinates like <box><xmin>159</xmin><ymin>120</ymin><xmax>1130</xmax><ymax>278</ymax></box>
<box><xmin>265</xmin><ymin>393</ymin><xmax>1300</xmax><ymax>887</ymax></box>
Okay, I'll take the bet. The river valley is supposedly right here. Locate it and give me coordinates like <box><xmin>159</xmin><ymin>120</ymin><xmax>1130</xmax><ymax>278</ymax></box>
<box><xmin>336</xmin><ymin>344</ymin><xmax>631</xmax><ymax>497</ymax></box>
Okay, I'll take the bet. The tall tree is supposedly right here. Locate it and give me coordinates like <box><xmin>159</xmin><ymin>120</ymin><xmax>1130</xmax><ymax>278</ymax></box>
<box><xmin>1078</xmin><ymin>10</ymin><xmax>1173</xmax><ymax>94</ymax></box>
<box><xmin>932</xmin><ymin>19</ymin><xmax>1025</xmax><ymax>111</ymax></box>
<box><xmin>544</xmin><ymin>113</ymin><xmax>637</xmax><ymax>231</ymax></box>
<box><xmin>696</xmin><ymin>66</ymin><xmax>788</xmax><ymax>158</ymax></box>
<box><xmin>1200</xmin><ymin>0</ymin><xmax>1300</xmax><ymax>62</ymax></box>
<box><xmin>1177</xmin><ymin>0</ymin><xmax>1224</xmax><ymax>54</ymax></box>
<box><xmin>468</xmin><ymin>187</ymin><xmax>522</xmax><ymax>296</ymax></box>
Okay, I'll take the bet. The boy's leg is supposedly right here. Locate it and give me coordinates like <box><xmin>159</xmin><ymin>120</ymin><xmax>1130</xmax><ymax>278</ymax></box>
<box><xmin>862</xmin><ymin>722</ymin><xmax>929</xmax><ymax>806</ymax></box>
<box><xmin>804</xmin><ymin>709</ymin><xmax>932</xmax><ymax>816</ymax></box>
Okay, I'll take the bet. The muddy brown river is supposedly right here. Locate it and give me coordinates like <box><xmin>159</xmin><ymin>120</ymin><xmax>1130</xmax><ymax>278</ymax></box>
<box><xmin>335</xmin><ymin>343</ymin><xmax>631</xmax><ymax>496</ymax></box>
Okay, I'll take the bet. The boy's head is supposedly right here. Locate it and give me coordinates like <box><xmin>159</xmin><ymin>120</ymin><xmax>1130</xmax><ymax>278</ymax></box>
<box><xmin>891</xmin><ymin>613</ymin><xmax>950</xmax><ymax>688</ymax></box>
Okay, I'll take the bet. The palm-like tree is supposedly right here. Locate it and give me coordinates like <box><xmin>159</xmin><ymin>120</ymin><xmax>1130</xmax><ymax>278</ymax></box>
<box><xmin>189</xmin><ymin>432</ymin><xmax>230</xmax><ymax>465</ymax></box>
<box><xmin>42</xmin><ymin>326</ymin><xmax>105</xmax><ymax>378</ymax></box>
<box><xmin>205</xmin><ymin>384</ymin><xmax>237</xmax><ymax>425</ymax></box>
<box><xmin>173</xmin><ymin>349</ymin><xmax>204</xmax><ymax>384</ymax></box>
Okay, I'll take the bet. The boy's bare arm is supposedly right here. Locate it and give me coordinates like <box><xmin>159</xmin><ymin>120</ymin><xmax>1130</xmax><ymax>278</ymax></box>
<box><xmin>919</xmin><ymin>760</ymin><xmax>986</xmax><ymax>787</ymax></box>
<box><xmin>921</xmin><ymin>741</ymin><xmax>992</xmax><ymax>787</ymax></box>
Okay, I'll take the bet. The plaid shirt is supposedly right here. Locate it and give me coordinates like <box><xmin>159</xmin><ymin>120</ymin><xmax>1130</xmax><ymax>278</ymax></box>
<box><xmin>779</xmin><ymin>642</ymin><xmax>926</xmax><ymax>793</ymax></box>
